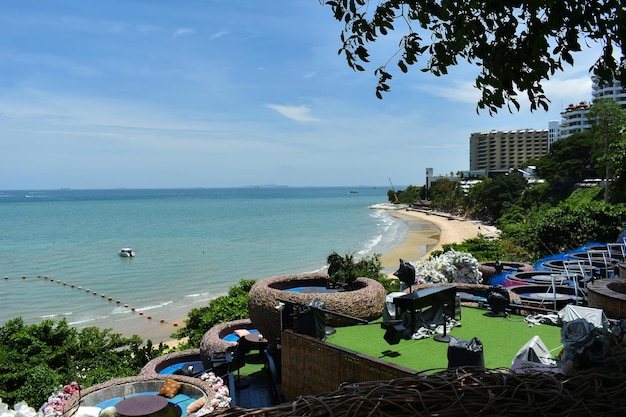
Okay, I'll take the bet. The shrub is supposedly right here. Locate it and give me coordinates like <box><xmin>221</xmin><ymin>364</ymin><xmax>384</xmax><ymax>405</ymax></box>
<box><xmin>327</xmin><ymin>251</ymin><xmax>385</xmax><ymax>288</ymax></box>
<box><xmin>172</xmin><ymin>279</ymin><xmax>255</xmax><ymax>348</ymax></box>
<box><xmin>0</xmin><ymin>318</ymin><xmax>164</xmax><ymax>409</ymax></box>
<box><xmin>507</xmin><ymin>200</ymin><xmax>626</xmax><ymax>258</ymax></box>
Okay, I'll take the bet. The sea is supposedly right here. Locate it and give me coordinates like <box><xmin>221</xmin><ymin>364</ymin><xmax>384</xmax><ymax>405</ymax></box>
<box><xmin>0</xmin><ymin>187</ymin><xmax>411</xmax><ymax>341</ymax></box>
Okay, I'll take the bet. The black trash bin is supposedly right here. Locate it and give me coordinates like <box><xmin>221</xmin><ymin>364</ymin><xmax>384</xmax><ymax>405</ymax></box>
<box><xmin>447</xmin><ymin>336</ymin><xmax>484</xmax><ymax>369</ymax></box>
<box><xmin>294</xmin><ymin>299</ymin><xmax>327</xmax><ymax>340</ymax></box>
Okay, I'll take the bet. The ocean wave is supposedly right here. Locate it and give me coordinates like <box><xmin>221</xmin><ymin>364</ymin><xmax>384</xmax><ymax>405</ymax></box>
<box><xmin>111</xmin><ymin>306</ymin><xmax>133</xmax><ymax>315</ymax></box>
<box><xmin>357</xmin><ymin>210</ymin><xmax>406</xmax><ymax>257</ymax></box>
<box><xmin>135</xmin><ymin>300</ymin><xmax>173</xmax><ymax>311</ymax></box>
<box><xmin>41</xmin><ymin>311</ymin><xmax>73</xmax><ymax>319</ymax></box>
<box><xmin>69</xmin><ymin>315</ymin><xmax>109</xmax><ymax>326</ymax></box>
<box><xmin>186</xmin><ymin>293</ymin><xmax>202</xmax><ymax>298</ymax></box>
<box><xmin>184</xmin><ymin>290</ymin><xmax>223</xmax><ymax>300</ymax></box>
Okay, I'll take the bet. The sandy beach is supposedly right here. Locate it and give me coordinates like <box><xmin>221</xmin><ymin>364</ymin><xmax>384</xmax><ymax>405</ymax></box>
<box><xmin>379</xmin><ymin>208</ymin><xmax>499</xmax><ymax>269</ymax></box>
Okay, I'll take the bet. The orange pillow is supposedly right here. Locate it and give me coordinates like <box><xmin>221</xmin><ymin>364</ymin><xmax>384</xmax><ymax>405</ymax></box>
<box><xmin>158</xmin><ymin>378</ymin><xmax>182</xmax><ymax>398</ymax></box>
<box><xmin>186</xmin><ymin>397</ymin><xmax>206</xmax><ymax>415</ymax></box>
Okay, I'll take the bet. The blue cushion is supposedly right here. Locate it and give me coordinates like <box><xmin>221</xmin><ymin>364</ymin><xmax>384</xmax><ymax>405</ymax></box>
<box><xmin>222</xmin><ymin>333</ymin><xmax>239</xmax><ymax>342</ymax></box>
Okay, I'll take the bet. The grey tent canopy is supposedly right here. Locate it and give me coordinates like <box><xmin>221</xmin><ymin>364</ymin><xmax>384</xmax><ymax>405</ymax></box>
<box><xmin>513</xmin><ymin>335</ymin><xmax>556</xmax><ymax>365</ymax></box>
<box><xmin>557</xmin><ymin>305</ymin><xmax>609</xmax><ymax>330</ymax></box>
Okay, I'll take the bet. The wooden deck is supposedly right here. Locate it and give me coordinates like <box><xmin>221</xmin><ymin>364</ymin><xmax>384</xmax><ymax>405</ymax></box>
<box><xmin>229</xmin><ymin>350</ymin><xmax>283</xmax><ymax>409</ymax></box>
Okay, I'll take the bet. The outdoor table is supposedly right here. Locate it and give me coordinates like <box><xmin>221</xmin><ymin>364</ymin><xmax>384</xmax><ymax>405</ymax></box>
<box><xmin>243</xmin><ymin>332</ymin><xmax>269</xmax><ymax>352</ymax></box>
<box><xmin>115</xmin><ymin>395</ymin><xmax>168</xmax><ymax>417</ymax></box>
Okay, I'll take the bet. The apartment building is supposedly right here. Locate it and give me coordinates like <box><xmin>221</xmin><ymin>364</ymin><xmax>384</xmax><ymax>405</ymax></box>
<box><xmin>559</xmin><ymin>101</ymin><xmax>592</xmax><ymax>139</ymax></box>
<box><xmin>469</xmin><ymin>129</ymin><xmax>549</xmax><ymax>171</ymax></box>
<box><xmin>557</xmin><ymin>78</ymin><xmax>626</xmax><ymax>140</ymax></box>
<box><xmin>592</xmin><ymin>77</ymin><xmax>626</xmax><ymax>107</ymax></box>
<box><xmin>467</xmin><ymin>77</ymin><xmax>624</xmax><ymax>173</ymax></box>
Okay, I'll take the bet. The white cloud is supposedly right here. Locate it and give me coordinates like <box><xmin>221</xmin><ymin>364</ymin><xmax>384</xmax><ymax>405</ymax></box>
<box><xmin>210</xmin><ymin>31</ymin><xmax>228</xmax><ymax>40</ymax></box>
<box><xmin>265</xmin><ymin>104</ymin><xmax>320</xmax><ymax>122</ymax></box>
<box><xmin>173</xmin><ymin>28</ymin><xmax>195</xmax><ymax>38</ymax></box>
<box><xmin>427</xmin><ymin>80</ymin><xmax>481</xmax><ymax>104</ymax></box>
<box><xmin>543</xmin><ymin>76</ymin><xmax>593</xmax><ymax>104</ymax></box>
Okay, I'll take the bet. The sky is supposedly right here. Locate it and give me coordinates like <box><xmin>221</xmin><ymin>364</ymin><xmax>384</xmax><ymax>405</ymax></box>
<box><xmin>0</xmin><ymin>1</ymin><xmax>603</xmax><ymax>190</ymax></box>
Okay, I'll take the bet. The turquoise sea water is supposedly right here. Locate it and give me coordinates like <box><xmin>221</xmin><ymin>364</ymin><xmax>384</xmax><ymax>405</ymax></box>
<box><xmin>0</xmin><ymin>187</ymin><xmax>409</xmax><ymax>340</ymax></box>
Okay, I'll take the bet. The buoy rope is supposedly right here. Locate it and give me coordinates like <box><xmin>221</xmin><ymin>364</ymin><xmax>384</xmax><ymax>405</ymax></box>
<box><xmin>1</xmin><ymin>274</ymin><xmax>178</xmax><ymax>327</ymax></box>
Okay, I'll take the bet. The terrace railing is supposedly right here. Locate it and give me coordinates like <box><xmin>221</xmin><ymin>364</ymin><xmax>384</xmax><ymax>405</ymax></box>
<box><xmin>280</xmin><ymin>329</ymin><xmax>418</xmax><ymax>400</ymax></box>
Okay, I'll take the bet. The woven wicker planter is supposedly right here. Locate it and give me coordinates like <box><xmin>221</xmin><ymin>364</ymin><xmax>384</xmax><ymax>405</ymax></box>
<box><xmin>140</xmin><ymin>349</ymin><xmax>202</xmax><ymax>377</ymax></box>
<box><xmin>199</xmin><ymin>318</ymin><xmax>253</xmax><ymax>368</ymax></box>
<box><xmin>62</xmin><ymin>375</ymin><xmax>215</xmax><ymax>417</ymax></box>
<box><xmin>248</xmin><ymin>272</ymin><xmax>386</xmax><ymax>352</ymax></box>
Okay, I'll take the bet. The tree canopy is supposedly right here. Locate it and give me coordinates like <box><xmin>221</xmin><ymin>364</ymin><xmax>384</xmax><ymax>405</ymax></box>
<box><xmin>322</xmin><ymin>0</ymin><xmax>626</xmax><ymax>113</ymax></box>
<box><xmin>505</xmin><ymin>197</ymin><xmax>626</xmax><ymax>258</ymax></box>
<box><xmin>587</xmin><ymin>98</ymin><xmax>626</xmax><ymax>203</ymax></box>
<box><xmin>463</xmin><ymin>174</ymin><xmax>528</xmax><ymax>220</ymax></box>
<box><xmin>535</xmin><ymin>131</ymin><xmax>600</xmax><ymax>199</ymax></box>
<box><xmin>172</xmin><ymin>279</ymin><xmax>256</xmax><ymax>348</ymax></box>
<box><xmin>0</xmin><ymin>318</ymin><xmax>164</xmax><ymax>408</ymax></box>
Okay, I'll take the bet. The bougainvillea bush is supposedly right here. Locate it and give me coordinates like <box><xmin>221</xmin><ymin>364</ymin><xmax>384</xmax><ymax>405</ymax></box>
<box><xmin>39</xmin><ymin>383</ymin><xmax>81</xmax><ymax>417</ymax></box>
<box><xmin>197</xmin><ymin>372</ymin><xmax>231</xmax><ymax>415</ymax></box>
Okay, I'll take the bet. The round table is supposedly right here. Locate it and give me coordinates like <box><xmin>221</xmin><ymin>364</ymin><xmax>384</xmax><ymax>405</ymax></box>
<box><xmin>243</xmin><ymin>332</ymin><xmax>268</xmax><ymax>348</ymax></box>
<box><xmin>115</xmin><ymin>395</ymin><xmax>168</xmax><ymax>417</ymax></box>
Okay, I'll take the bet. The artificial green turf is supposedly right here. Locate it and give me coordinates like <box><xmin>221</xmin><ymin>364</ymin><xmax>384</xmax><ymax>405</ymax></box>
<box><xmin>238</xmin><ymin>351</ymin><xmax>266</xmax><ymax>377</ymax></box>
<box><xmin>325</xmin><ymin>306</ymin><xmax>563</xmax><ymax>372</ymax></box>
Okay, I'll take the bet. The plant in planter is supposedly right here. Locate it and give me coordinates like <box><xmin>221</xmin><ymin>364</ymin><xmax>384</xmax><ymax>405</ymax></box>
<box><xmin>326</xmin><ymin>251</ymin><xmax>383</xmax><ymax>290</ymax></box>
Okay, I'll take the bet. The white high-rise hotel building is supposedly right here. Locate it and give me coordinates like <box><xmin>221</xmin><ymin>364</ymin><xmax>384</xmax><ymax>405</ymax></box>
<box><xmin>470</xmin><ymin>78</ymin><xmax>626</xmax><ymax>171</ymax></box>
<box><xmin>553</xmin><ymin>77</ymin><xmax>626</xmax><ymax>143</ymax></box>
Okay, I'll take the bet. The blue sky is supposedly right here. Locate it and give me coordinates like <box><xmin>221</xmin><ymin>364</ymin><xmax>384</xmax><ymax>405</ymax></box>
<box><xmin>1</xmin><ymin>1</ymin><xmax>600</xmax><ymax>189</ymax></box>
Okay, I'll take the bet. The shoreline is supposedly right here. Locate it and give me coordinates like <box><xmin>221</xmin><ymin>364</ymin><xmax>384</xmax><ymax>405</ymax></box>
<box><xmin>109</xmin><ymin>207</ymin><xmax>500</xmax><ymax>346</ymax></box>
<box><xmin>379</xmin><ymin>208</ymin><xmax>500</xmax><ymax>269</ymax></box>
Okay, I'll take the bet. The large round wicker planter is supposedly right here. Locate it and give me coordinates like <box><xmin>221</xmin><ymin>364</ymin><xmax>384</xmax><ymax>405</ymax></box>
<box><xmin>199</xmin><ymin>318</ymin><xmax>254</xmax><ymax>369</ymax></box>
<box><xmin>62</xmin><ymin>375</ymin><xmax>215</xmax><ymax>417</ymax></box>
<box><xmin>140</xmin><ymin>349</ymin><xmax>202</xmax><ymax>377</ymax></box>
<box><xmin>478</xmin><ymin>261</ymin><xmax>533</xmax><ymax>285</ymax></box>
<box><xmin>248</xmin><ymin>272</ymin><xmax>386</xmax><ymax>352</ymax></box>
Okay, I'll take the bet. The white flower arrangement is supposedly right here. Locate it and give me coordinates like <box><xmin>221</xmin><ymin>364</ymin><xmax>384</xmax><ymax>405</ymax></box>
<box><xmin>197</xmin><ymin>372</ymin><xmax>231</xmax><ymax>415</ymax></box>
<box><xmin>411</xmin><ymin>250</ymin><xmax>482</xmax><ymax>285</ymax></box>
<box><xmin>0</xmin><ymin>399</ymin><xmax>37</xmax><ymax>417</ymax></box>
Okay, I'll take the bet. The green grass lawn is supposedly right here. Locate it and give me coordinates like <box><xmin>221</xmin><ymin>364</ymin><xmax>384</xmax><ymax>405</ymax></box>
<box><xmin>325</xmin><ymin>306</ymin><xmax>563</xmax><ymax>371</ymax></box>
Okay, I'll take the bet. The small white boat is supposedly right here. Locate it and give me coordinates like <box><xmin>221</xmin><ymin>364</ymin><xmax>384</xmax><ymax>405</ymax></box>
<box><xmin>119</xmin><ymin>248</ymin><xmax>135</xmax><ymax>257</ymax></box>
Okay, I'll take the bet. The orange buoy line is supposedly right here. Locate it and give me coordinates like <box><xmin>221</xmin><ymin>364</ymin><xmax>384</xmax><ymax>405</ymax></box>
<box><xmin>3</xmin><ymin>274</ymin><xmax>177</xmax><ymax>327</ymax></box>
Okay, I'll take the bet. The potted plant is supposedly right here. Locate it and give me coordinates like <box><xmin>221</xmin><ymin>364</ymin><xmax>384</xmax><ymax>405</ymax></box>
<box><xmin>326</xmin><ymin>251</ymin><xmax>383</xmax><ymax>290</ymax></box>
